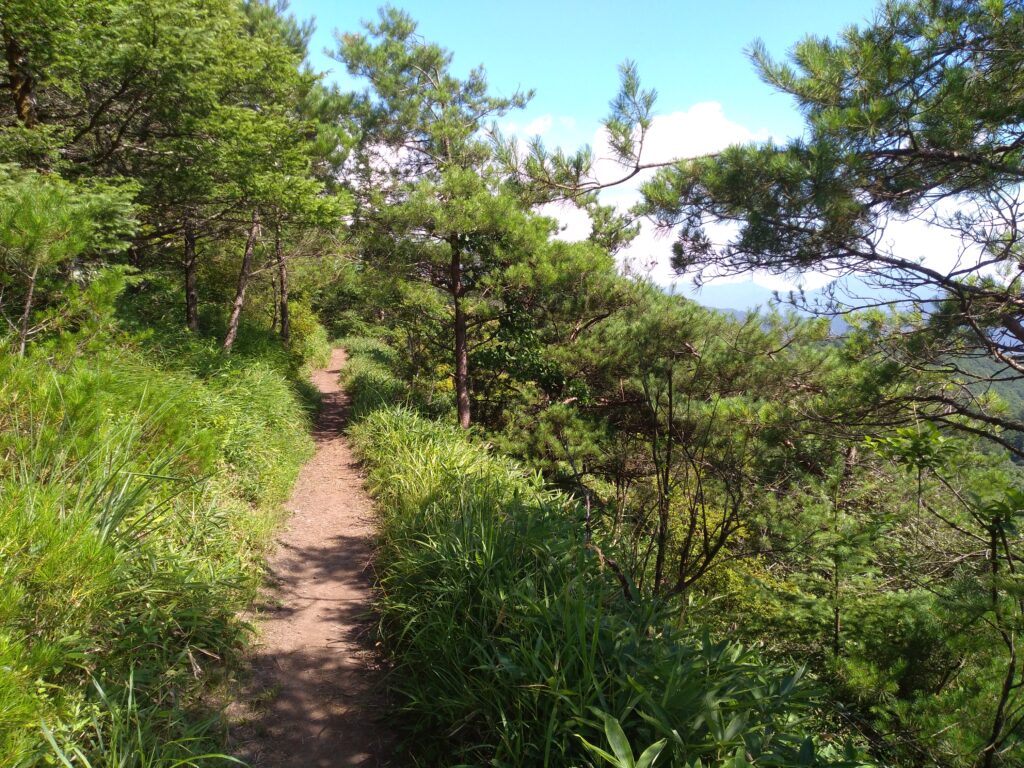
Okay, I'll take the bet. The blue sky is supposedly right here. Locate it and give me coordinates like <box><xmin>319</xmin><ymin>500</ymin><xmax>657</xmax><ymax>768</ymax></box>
<box><xmin>292</xmin><ymin>0</ymin><xmax>879</xmax><ymax>143</ymax></box>
<box><xmin>287</xmin><ymin>0</ymin><xmax>885</xmax><ymax>308</ymax></box>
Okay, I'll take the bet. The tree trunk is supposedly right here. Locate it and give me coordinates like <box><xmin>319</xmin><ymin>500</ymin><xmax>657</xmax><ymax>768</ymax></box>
<box><xmin>16</xmin><ymin>263</ymin><xmax>38</xmax><ymax>356</ymax></box>
<box><xmin>4</xmin><ymin>33</ymin><xmax>36</xmax><ymax>128</ymax></box>
<box><xmin>981</xmin><ymin>521</ymin><xmax>1020</xmax><ymax>768</ymax></box>
<box><xmin>450</xmin><ymin>242</ymin><xmax>471</xmax><ymax>429</ymax></box>
<box><xmin>184</xmin><ymin>214</ymin><xmax>199</xmax><ymax>332</ymax></box>
<box><xmin>650</xmin><ymin>368</ymin><xmax>674</xmax><ymax>596</ymax></box>
<box><xmin>831</xmin><ymin>446</ymin><xmax>857</xmax><ymax>659</ymax></box>
<box><xmin>270</xmin><ymin>274</ymin><xmax>278</xmax><ymax>332</ymax></box>
<box><xmin>222</xmin><ymin>208</ymin><xmax>260</xmax><ymax>352</ymax></box>
<box><xmin>981</xmin><ymin>634</ymin><xmax>1016</xmax><ymax>768</ymax></box>
<box><xmin>276</xmin><ymin>226</ymin><xmax>290</xmax><ymax>344</ymax></box>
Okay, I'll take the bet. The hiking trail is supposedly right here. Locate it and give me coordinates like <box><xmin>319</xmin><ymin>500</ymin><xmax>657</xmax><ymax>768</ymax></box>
<box><xmin>230</xmin><ymin>348</ymin><xmax>391</xmax><ymax>767</ymax></box>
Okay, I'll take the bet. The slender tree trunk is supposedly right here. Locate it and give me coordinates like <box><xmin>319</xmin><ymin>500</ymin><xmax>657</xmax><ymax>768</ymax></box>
<box><xmin>652</xmin><ymin>471</ymin><xmax>669</xmax><ymax>595</ymax></box>
<box><xmin>184</xmin><ymin>214</ymin><xmax>199</xmax><ymax>332</ymax></box>
<box><xmin>450</xmin><ymin>241</ymin><xmax>471</xmax><ymax>429</ymax></box>
<box><xmin>16</xmin><ymin>263</ymin><xmax>39</xmax><ymax>356</ymax></box>
<box><xmin>982</xmin><ymin>519</ymin><xmax>1024</xmax><ymax>768</ymax></box>
<box><xmin>4</xmin><ymin>33</ymin><xmax>36</xmax><ymax>128</ymax></box>
<box><xmin>276</xmin><ymin>225</ymin><xmax>290</xmax><ymax>344</ymax></box>
<box><xmin>270</xmin><ymin>276</ymin><xmax>278</xmax><ymax>332</ymax></box>
<box><xmin>832</xmin><ymin>572</ymin><xmax>842</xmax><ymax>657</ymax></box>
<box><xmin>222</xmin><ymin>208</ymin><xmax>260</xmax><ymax>352</ymax></box>
<box><xmin>980</xmin><ymin>520</ymin><xmax>1013</xmax><ymax>768</ymax></box>
<box><xmin>831</xmin><ymin>446</ymin><xmax>858</xmax><ymax>658</ymax></box>
<box><xmin>982</xmin><ymin>629</ymin><xmax>1016</xmax><ymax>768</ymax></box>
<box><xmin>831</xmin><ymin>487</ymin><xmax>842</xmax><ymax>658</ymax></box>
<box><xmin>269</xmin><ymin>224</ymin><xmax>278</xmax><ymax>332</ymax></box>
<box><xmin>650</xmin><ymin>369</ymin><xmax>673</xmax><ymax>596</ymax></box>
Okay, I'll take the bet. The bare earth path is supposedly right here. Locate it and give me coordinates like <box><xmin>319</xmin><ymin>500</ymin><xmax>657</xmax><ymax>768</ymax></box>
<box><xmin>230</xmin><ymin>348</ymin><xmax>390</xmax><ymax>767</ymax></box>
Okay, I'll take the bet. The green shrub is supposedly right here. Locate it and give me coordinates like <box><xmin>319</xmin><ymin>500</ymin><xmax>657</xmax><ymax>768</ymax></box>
<box><xmin>287</xmin><ymin>301</ymin><xmax>331</xmax><ymax>371</ymax></box>
<box><xmin>117</xmin><ymin>278</ymin><xmax>333</xmax><ymax>379</ymax></box>
<box><xmin>349</xmin><ymin>403</ymin><xmax>859</xmax><ymax>766</ymax></box>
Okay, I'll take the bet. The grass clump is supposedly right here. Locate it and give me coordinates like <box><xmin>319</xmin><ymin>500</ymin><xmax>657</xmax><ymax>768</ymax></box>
<box><xmin>0</xmin><ymin>342</ymin><xmax>314</xmax><ymax>766</ymax></box>
<box><xmin>338</xmin><ymin>336</ymin><xmax>410</xmax><ymax>420</ymax></box>
<box><xmin>343</xmin><ymin>341</ymin><xmax>854</xmax><ymax>767</ymax></box>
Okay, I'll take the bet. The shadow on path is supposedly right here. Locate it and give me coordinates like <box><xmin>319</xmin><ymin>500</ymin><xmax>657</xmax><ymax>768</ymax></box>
<box><xmin>229</xmin><ymin>351</ymin><xmax>392</xmax><ymax>767</ymax></box>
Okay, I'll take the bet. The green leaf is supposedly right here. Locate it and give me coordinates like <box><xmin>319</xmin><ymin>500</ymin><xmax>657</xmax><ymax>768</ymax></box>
<box><xmin>636</xmin><ymin>739</ymin><xmax>668</xmax><ymax>768</ymax></box>
<box><xmin>723</xmin><ymin>714</ymin><xmax>747</xmax><ymax>742</ymax></box>
<box><xmin>798</xmin><ymin>736</ymin><xmax>816</xmax><ymax>766</ymax></box>
<box><xmin>576</xmin><ymin>734</ymin><xmax>619</xmax><ymax>766</ymax></box>
<box><xmin>604</xmin><ymin>713</ymin><xmax>635</xmax><ymax>768</ymax></box>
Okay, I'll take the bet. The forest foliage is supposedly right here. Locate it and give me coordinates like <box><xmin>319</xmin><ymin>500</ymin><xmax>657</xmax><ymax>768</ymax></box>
<box><xmin>5</xmin><ymin>0</ymin><xmax>1024</xmax><ymax>766</ymax></box>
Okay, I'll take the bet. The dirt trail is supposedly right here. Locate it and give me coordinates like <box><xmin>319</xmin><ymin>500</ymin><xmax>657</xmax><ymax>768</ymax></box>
<box><xmin>231</xmin><ymin>348</ymin><xmax>391</xmax><ymax>767</ymax></box>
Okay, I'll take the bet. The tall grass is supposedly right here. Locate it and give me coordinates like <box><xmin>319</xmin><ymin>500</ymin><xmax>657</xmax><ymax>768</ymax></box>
<box><xmin>0</xmin><ymin>340</ymin><xmax>315</xmax><ymax>766</ymax></box>
<box><xmin>343</xmin><ymin>339</ymin><xmax>863</xmax><ymax>767</ymax></box>
<box><xmin>338</xmin><ymin>336</ymin><xmax>410</xmax><ymax>420</ymax></box>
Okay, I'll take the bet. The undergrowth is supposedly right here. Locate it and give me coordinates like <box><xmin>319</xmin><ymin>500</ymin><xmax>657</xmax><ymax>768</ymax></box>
<box><xmin>342</xmin><ymin>339</ymin><xmax>868</xmax><ymax>767</ymax></box>
<box><xmin>0</xmin><ymin>326</ymin><xmax>318</xmax><ymax>766</ymax></box>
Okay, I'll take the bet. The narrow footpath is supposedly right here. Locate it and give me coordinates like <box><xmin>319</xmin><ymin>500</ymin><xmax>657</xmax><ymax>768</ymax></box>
<box><xmin>231</xmin><ymin>349</ymin><xmax>390</xmax><ymax>767</ymax></box>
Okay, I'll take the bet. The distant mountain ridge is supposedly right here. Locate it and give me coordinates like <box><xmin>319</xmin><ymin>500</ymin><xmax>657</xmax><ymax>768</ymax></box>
<box><xmin>683</xmin><ymin>274</ymin><xmax>929</xmax><ymax>334</ymax></box>
<box><xmin>683</xmin><ymin>278</ymin><xmax>849</xmax><ymax>332</ymax></box>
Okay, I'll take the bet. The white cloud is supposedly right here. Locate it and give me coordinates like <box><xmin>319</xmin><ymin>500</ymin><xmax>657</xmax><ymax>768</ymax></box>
<box><xmin>876</xmin><ymin>212</ymin><xmax>977</xmax><ymax>278</ymax></box>
<box><xmin>502</xmin><ymin>113</ymin><xmax>566</xmax><ymax>139</ymax></box>
<box><xmin>539</xmin><ymin>200</ymin><xmax>592</xmax><ymax>241</ymax></box>
<box><xmin>539</xmin><ymin>102</ymin><xmax>979</xmax><ymax>302</ymax></box>
<box><xmin>524</xmin><ymin>114</ymin><xmax>554</xmax><ymax>136</ymax></box>
<box><xmin>592</xmin><ymin>101</ymin><xmax>767</xmax><ymax>187</ymax></box>
<box><xmin>748</xmin><ymin>271</ymin><xmax>836</xmax><ymax>292</ymax></box>
<box><xmin>541</xmin><ymin>102</ymin><xmax>797</xmax><ymax>290</ymax></box>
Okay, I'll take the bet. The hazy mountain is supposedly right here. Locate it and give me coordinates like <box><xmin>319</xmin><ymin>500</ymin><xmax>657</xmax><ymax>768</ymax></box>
<box><xmin>681</xmin><ymin>275</ymin><xmax>925</xmax><ymax>333</ymax></box>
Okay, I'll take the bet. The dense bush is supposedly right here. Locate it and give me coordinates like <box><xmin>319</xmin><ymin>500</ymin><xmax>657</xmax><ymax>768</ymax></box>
<box><xmin>286</xmin><ymin>301</ymin><xmax>332</xmax><ymax>371</ymax></box>
<box><xmin>338</xmin><ymin>336</ymin><xmax>411</xmax><ymax>420</ymax></box>
<box><xmin>343</xmin><ymin>339</ymin><xmax>865</xmax><ymax>767</ymax></box>
<box><xmin>0</xmin><ymin>341</ymin><xmax>315</xmax><ymax>766</ymax></box>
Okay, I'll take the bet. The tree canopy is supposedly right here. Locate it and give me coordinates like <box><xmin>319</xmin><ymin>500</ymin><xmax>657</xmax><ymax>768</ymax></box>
<box><xmin>640</xmin><ymin>0</ymin><xmax>1024</xmax><ymax>388</ymax></box>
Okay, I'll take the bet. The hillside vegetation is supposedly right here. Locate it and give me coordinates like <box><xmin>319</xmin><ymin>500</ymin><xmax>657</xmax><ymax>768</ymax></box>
<box><xmin>343</xmin><ymin>341</ymin><xmax>861</xmax><ymax>766</ymax></box>
<box><xmin>0</xmin><ymin>316</ymin><xmax>325</xmax><ymax>764</ymax></box>
<box><xmin>6</xmin><ymin>0</ymin><xmax>1024</xmax><ymax>766</ymax></box>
